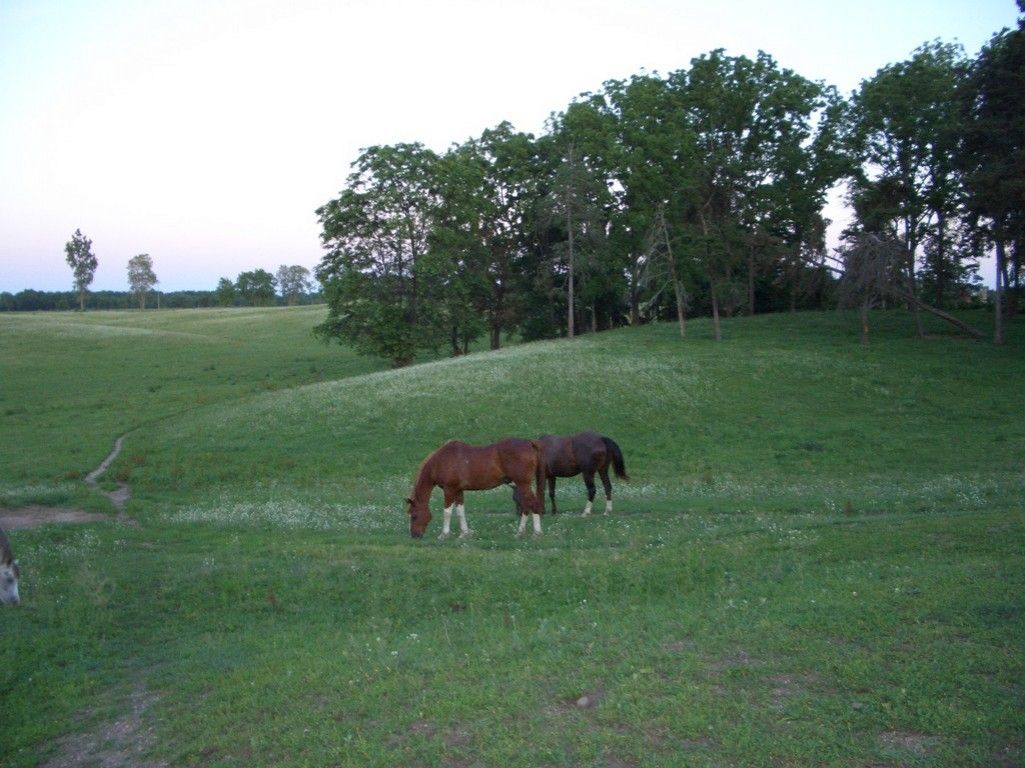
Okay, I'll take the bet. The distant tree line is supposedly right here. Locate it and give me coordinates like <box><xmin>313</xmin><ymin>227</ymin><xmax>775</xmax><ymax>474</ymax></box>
<box><xmin>0</xmin><ymin>289</ymin><xmax>219</xmax><ymax>311</ymax></box>
<box><xmin>315</xmin><ymin>7</ymin><xmax>1024</xmax><ymax>364</ymax></box>
<box><xmin>3</xmin><ymin>264</ymin><xmax>320</xmax><ymax>311</ymax></box>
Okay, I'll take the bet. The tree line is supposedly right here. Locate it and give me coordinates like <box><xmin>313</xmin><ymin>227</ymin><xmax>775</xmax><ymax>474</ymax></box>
<box><xmin>3</xmin><ymin>230</ymin><xmax>320</xmax><ymax>311</ymax></box>
<box><xmin>315</xmin><ymin>6</ymin><xmax>1024</xmax><ymax>365</ymax></box>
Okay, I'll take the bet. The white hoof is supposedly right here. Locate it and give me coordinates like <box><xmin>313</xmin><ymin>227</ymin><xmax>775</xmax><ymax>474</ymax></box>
<box><xmin>438</xmin><ymin>532</ymin><xmax>449</xmax><ymax>540</ymax></box>
<box><xmin>458</xmin><ymin>530</ymin><xmax>472</xmax><ymax>539</ymax></box>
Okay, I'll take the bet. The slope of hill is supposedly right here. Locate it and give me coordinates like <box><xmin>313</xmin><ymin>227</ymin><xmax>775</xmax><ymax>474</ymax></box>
<box><xmin>2</xmin><ymin>308</ymin><xmax>1023</xmax><ymax>768</ymax></box>
<box><xmin>120</xmin><ymin>309</ymin><xmax>1024</xmax><ymax>531</ymax></box>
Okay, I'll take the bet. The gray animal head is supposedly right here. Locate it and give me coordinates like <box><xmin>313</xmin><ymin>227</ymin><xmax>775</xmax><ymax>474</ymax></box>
<box><xmin>0</xmin><ymin>528</ymin><xmax>20</xmax><ymax>606</ymax></box>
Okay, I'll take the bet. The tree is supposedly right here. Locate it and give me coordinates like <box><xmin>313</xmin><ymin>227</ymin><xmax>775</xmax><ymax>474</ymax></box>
<box><xmin>64</xmin><ymin>229</ymin><xmax>97</xmax><ymax>311</ymax></box>
<box><xmin>960</xmin><ymin>9</ymin><xmax>1025</xmax><ymax>344</ymax></box>
<box><xmin>276</xmin><ymin>265</ymin><xmax>312</xmax><ymax>306</ymax></box>
<box><xmin>458</xmin><ymin>124</ymin><xmax>543</xmax><ymax>349</ymax></box>
<box><xmin>847</xmin><ymin>42</ymin><xmax>973</xmax><ymax>329</ymax></box>
<box><xmin>315</xmin><ymin>143</ymin><xmax>443</xmax><ymax>366</ymax></box>
<box><xmin>828</xmin><ymin>233</ymin><xmax>984</xmax><ymax>342</ymax></box>
<box><xmin>126</xmin><ymin>254</ymin><xmax>158</xmax><ymax>310</ymax></box>
<box><xmin>236</xmin><ymin>269</ymin><xmax>277</xmax><ymax>306</ymax></box>
<box><xmin>215</xmin><ymin>277</ymin><xmax>237</xmax><ymax>307</ymax></box>
<box><xmin>538</xmin><ymin>142</ymin><xmax>611</xmax><ymax>336</ymax></box>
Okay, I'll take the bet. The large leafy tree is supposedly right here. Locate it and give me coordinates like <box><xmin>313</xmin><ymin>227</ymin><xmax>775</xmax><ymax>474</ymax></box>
<box><xmin>236</xmin><ymin>269</ymin><xmax>277</xmax><ymax>307</ymax></box>
<box><xmin>315</xmin><ymin>144</ymin><xmax>443</xmax><ymax>366</ymax></box>
<box><xmin>276</xmin><ymin>265</ymin><xmax>312</xmax><ymax>306</ymax></box>
<box><xmin>126</xmin><ymin>253</ymin><xmax>158</xmax><ymax>310</ymax></box>
<box><xmin>537</xmin><ymin>140</ymin><xmax>612</xmax><ymax>336</ymax></box>
<box><xmin>960</xmin><ymin>5</ymin><xmax>1025</xmax><ymax>344</ymax></box>
<box><xmin>847</xmin><ymin>42</ymin><xmax>973</xmax><ymax>319</ymax></box>
<box><xmin>560</xmin><ymin>74</ymin><xmax>697</xmax><ymax>332</ymax></box>
<box><xmin>64</xmin><ymin>229</ymin><xmax>97</xmax><ymax>311</ymax></box>
<box><xmin>446</xmin><ymin>124</ymin><xmax>542</xmax><ymax>349</ymax></box>
<box><xmin>665</xmin><ymin>50</ymin><xmax>839</xmax><ymax>338</ymax></box>
<box><xmin>215</xmin><ymin>277</ymin><xmax>237</xmax><ymax>307</ymax></box>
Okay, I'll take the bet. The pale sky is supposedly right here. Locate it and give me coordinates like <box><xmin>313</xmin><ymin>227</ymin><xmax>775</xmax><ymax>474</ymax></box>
<box><xmin>1</xmin><ymin>0</ymin><xmax>1019</xmax><ymax>293</ymax></box>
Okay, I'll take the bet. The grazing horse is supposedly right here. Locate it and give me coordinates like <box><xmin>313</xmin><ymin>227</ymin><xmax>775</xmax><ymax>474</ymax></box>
<box><xmin>516</xmin><ymin>432</ymin><xmax>629</xmax><ymax>516</ymax></box>
<box><xmin>0</xmin><ymin>528</ymin><xmax>20</xmax><ymax>606</ymax></box>
<box><xmin>406</xmin><ymin>439</ymin><xmax>546</xmax><ymax>539</ymax></box>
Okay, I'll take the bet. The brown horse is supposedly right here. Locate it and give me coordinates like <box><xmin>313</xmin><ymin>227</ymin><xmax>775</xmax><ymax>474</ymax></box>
<box><xmin>515</xmin><ymin>432</ymin><xmax>629</xmax><ymax>516</ymax></box>
<box><xmin>406</xmin><ymin>439</ymin><xmax>546</xmax><ymax>539</ymax></box>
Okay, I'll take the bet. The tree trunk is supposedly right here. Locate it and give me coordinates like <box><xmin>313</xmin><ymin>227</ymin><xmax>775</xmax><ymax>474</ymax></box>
<box><xmin>566</xmin><ymin>149</ymin><xmax>575</xmax><ymax>340</ymax></box>
<box><xmin>994</xmin><ymin>239</ymin><xmax>1005</xmax><ymax>346</ymax></box>
<box><xmin>747</xmin><ymin>245</ymin><xmax>755</xmax><ymax>316</ymax></box>
<box><xmin>629</xmin><ymin>262</ymin><xmax>640</xmax><ymax>325</ymax></box>
<box><xmin>860</xmin><ymin>302</ymin><xmax>870</xmax><ymax>344</ymax></box>
<box><xmin>1009</xmin><ymin>238</ymin><xmax>1021</xmax><ymax>318</ymax></box>
<box><xmin>907</xmin><ymin>249</ymin><xmax>924</xmax><ymax>338</ymax></box>
<box><xmin>662</xmin><ymin>218</ymin><xmax>685</xmax><ymax>338</ymax></box>
<box><xmin>935</xmin><ymin>210</ymin><xmax>947</xmax><ymax>308</ymax></box>
<box><xmin>711</xmin><ymin>281</ymin><xmax>722</xmax><ymax>342</ymax></box>
<box><xmin>672</xmin><ymin>278</ymin><xmax>686</xmax><ymax>338</ymax></box>
<box><xmin>78</xmin><ymin>289</ymin><xmax>86</xmax><ymax>311</ymax></box>
<box><xmin>888</xmin><ymin>286</ymin><xmax>985</xmax><ymax>339</ymax></box>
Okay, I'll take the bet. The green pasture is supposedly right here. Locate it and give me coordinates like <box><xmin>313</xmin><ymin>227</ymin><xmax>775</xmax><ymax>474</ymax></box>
<box><xmin>1</xmin><ymin>307</ymin><xmax>1023</xmax><ymax>767</ymax></box>
<box><xmin>0</xmin><ymin>306</ymin><xmax>385</xmax><ymax>508</ymax></box>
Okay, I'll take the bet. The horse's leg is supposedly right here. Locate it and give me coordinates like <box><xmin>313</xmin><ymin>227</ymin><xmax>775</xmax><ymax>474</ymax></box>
<box><xmin>440</xmin><ymin>487</ymin><xmax>458</xmax><ymax>539</ymax></box>
<box><xmin>514</xmin><ymin>482</ymin><xmax>542</xmax><ymax>536</ymax></box>
<box><xmin>599</xmin><ymin>465</ymin><xmax>613</xmax><ymax>515</ymax></box>
<box><xmin>581</xmin><ymin>470</ymin><xmax>597</xmax><ymax>516</ymax></box>
<box><xmin>455</xmin><ymin>491</ymin><xmax>470</xmax><ymax>538</ymax></box>
<box><xmin>549</xmin><ymin>475</ymin><xmax>558</xmax><ymax>515</ymax></box>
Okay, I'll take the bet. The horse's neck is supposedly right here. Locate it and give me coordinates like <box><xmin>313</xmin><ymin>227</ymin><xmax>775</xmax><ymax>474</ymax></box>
<box><xmin>412</xmin><ymin>457</ymin><xmax>436</xmax><ymax>501</ymax></box>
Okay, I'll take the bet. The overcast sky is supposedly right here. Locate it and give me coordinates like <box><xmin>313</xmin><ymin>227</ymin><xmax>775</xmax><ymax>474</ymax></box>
<box><xmin>1</xmin><ymin>0</ymin><xmax>1019</xmax><ymax>293</ymax></box>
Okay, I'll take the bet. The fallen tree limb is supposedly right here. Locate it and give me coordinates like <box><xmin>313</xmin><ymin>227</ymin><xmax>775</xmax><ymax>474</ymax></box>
<box><xmin>887</xmin><ymin>287</ymin><xmax>986</xmax><ymax>339</ymax></box>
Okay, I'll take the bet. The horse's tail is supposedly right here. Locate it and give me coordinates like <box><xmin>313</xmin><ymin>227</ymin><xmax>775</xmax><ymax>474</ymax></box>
<box><xmin>531</xmin><ymin>440</ymin><xmax>546</xmax><ymax>514</ymax></box>
<box><xmin>602</xmin><ymin>436</ymin><xmax>630</xmax><ymax>481</ymax></box>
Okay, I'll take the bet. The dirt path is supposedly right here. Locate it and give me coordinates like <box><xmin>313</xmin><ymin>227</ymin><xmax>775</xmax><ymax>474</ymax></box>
<box><xmin>0</xmin><ymin>433</ymin><xmax>136</xmax><ymax>530</ymax></box>
<box><xmin>85</xmin><ymin>433</ymin><xmax>134</xmax><ymax>520</ymax></box>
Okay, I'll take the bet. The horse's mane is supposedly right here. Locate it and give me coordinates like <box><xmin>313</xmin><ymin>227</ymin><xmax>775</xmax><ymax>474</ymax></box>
<box><xmin>409</xmin><ymin>443</ymin><xmax>448</xmax><ymax>498</ymax></box>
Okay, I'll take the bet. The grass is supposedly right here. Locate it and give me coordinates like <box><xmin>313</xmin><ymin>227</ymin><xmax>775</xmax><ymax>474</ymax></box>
<box><xmin>1</xmin><ymin>306</ymin><xmax>1023</xmax><ymax>767</ymax></box>
<box><xmin>0</xmin><ymin>305</ymin><xmax>386</xmax><ymax>507</ymax></box>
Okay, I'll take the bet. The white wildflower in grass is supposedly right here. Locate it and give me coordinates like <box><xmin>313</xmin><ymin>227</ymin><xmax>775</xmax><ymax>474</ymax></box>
<box><xmin>0</xmin><ymin>481</ymin><xmax>79</xmax><ymax>507</ymax></box>
<box><xmin>169</xmin><ymin>492</ymin><xmax>395</xmax><ymax>533</ymax></box>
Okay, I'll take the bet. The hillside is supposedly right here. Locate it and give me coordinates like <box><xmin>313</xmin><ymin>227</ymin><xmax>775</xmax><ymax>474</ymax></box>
<box><xmin>119</xmin><ymin>309</ymin><xmax>1023</xmax><ymax>528</ymax></box>
<box><xmin>2</xmin><ymin>307</ymin><xmax>1023</xmax><ymax>768</ymax></box>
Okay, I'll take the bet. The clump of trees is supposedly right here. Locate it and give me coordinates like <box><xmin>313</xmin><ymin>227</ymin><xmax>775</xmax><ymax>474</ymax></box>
<box><xmin>214</xmin><ymin>266</ymin><xmax>317</xmax><ymax>307</ymax></box>
<box><xmin>316</xmin><ymin>7</ymin><xmax>1024</xmax><ymax>365</ymax></box>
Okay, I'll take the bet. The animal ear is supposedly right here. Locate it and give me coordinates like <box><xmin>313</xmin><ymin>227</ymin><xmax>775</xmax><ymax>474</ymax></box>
<box><xmin>405</xmin><ymin>497</ymin><xmax>414</xmax><ymax>505</ymax></box>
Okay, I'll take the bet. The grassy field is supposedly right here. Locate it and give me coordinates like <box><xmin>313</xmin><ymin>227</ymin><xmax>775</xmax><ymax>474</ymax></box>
<box><xmin>1</xmin><ymin>307</ymin><xmax>1023</xmax><ymax>767</ymax></box>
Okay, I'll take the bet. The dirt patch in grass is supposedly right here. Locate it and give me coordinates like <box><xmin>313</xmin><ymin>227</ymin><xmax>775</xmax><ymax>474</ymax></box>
<box><xmin>0</xmin><ymin>506</ymin><xmax>112</xmax><ymax>530</ymax></box>
<box><xmin>879</xmin><ymin>730</ymin><xmax>940</xmax><ymax>757</ymax></box>
<box><xmin>40</xmin><ymin>682</ymin><xmax>166</xmax><ymax>768</ymax></box>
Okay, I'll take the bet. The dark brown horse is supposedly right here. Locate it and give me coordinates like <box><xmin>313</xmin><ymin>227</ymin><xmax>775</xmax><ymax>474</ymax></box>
<box><xmin>515</xmin><ymin>432</ymin><xmax>629</xmax><ymax>516</ymax></box>
<box><xmin>406</xmin><ymin>439</ymin><xmax>546</xmax><ymax>539</ymax></box>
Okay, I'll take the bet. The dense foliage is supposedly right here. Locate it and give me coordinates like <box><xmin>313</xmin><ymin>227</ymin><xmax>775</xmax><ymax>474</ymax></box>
<box><xmin>317</xmin><ymin>14</ymin><xmax>1024</xmax><ymax>364</ymax></box>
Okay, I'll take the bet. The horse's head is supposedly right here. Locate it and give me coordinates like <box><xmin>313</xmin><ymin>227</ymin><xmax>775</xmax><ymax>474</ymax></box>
<box><xmin>406</xmin><ymin>496</ymin><xmax>431</xmax><ymax>539</ymax></box>
<box><xmin>0</xmin><ymin>529</ymin><xmax>20</xmax><ymax>607</ymax></box>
